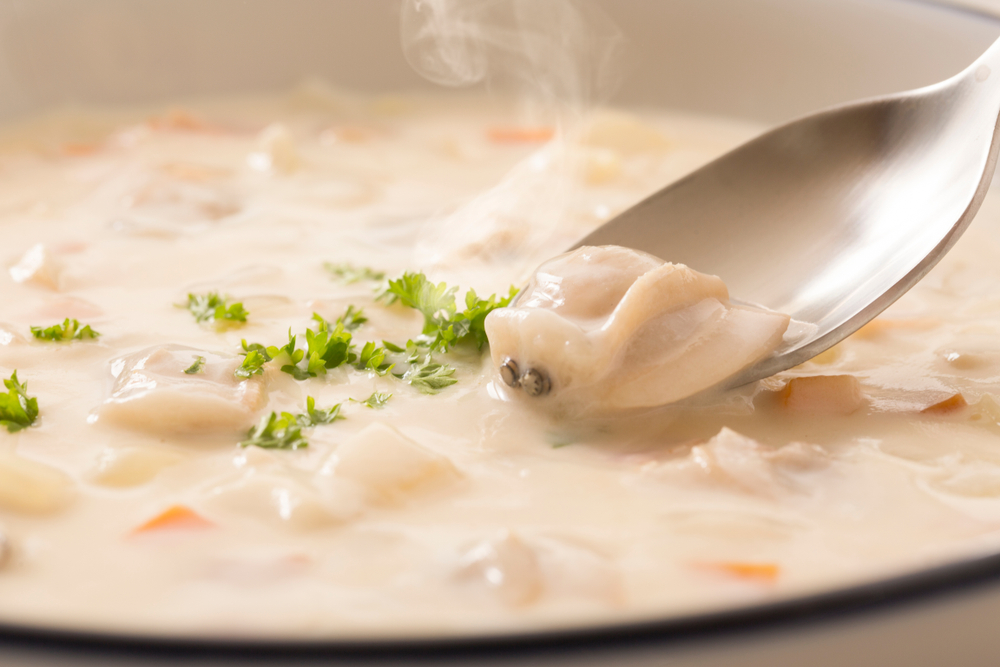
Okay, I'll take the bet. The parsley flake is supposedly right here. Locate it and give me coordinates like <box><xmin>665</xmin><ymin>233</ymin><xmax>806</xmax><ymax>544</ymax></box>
<box><xmin>355</xmin><ymin>341</ymin><xmax>394</xmax><ymax>376</ymax></box>
<box><xmin>183</xmin><ymin>356</ymin><xmax>206</xmax><ymax>375</ymax></box>
<box><xmin>355</xmin><ymin>391</ymin><xmax>392</xmax><ymax>409</ymax></box>
<box><xmin>240</xmin><ymin>412</ymin><xmax>308</xmax><ymax>450</ymax></box>
<box><xmin>280</xmin><ymin>315</ymin><xmax>356</xmax><ymax>380</ymax></box>
<box><xmin>296</xmin><ymin>396</ymin><xmax>345</xmax><ymax>426</ymax></box>
<box><xmin>399</xmin><ymin>355</ymin><xmax>458</xmax><ymax>394</ymax></box>
<box><xmin>182</xmin><ymin>292</ymin><xmax>248</xmax><ymax>326</ymax></box>
<box><xmin>240</xmin><ymin>397</ymin><xmax>344</xmax><ymax>450</ymax></box>
<box><xmin>379</xmin><ymin>272</ymin><xmax>517</xmax><ymax>353</ymax></box>
<box><xmin>380</xmin><ymin>272</ymin><xmax>458</xmax><ymax>330</ymax></box>
<box><xmin>235</xmin><ymin>342</ymin><xmax>270</xmax><ymax>379</ymax></box>
<box><xmin>336</xmin><ymin>305</ymin><xmax>368</xmax><ymax>332</ymax></box>
<box><xmin>324</xmin><ymin>262</ymin><xmax>386</xmax><ymax>284</ymax></box>
<box><xmin>30</xmin><ymin>318</ymin><xmax>100</xmax><ymax>342</ymax></box>
<box><xmin>0</xmin><ymin>371</ymin><xmax>39</xmax><ymax>433</ymax></box>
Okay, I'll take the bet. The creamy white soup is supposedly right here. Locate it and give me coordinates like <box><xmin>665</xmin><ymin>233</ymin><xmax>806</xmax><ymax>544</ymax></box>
<box><xmin>3</xmin><ymin>84</ymin><xmax>1000</xmax><ymax>639</ymax></box>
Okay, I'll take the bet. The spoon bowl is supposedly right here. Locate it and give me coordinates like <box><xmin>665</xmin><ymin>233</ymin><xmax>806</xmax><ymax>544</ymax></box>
<box><xmin>575</xmin><ymin>37</ymin><xmax>1000</xmax><ymax>386</ymax></box>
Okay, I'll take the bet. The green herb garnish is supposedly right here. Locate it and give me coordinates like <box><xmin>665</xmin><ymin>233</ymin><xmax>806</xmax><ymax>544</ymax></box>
<box><xmin>279</xmin><ymin>315</ymin><xmax>356</xmax><ymax>380</ymax></box>
<box><xmin>336</xmin><ymin>305</ymin><xmax>368</xmax><ymax>332</ymax></box>
<box><xmin>380</xmin><ymin>272</ymin><xmax>517</xmax><ymax>352</ymax></box>
<box><xmin>296</xmin><ymin>396</ymin><xmax>344</xmax><ymax>426</ymax></box>
<box><xmin>0</xmin><ymin>371</ymin><xmax>39</xmax><ymax>433</ymax></box>
<box><xmin>30</xmin><ymin>318</ymin><xmax>100</xmax><ymax>342</ymax></box>
<box><xmin>355</xmin><ymin>391</ymin><xmax>392</xmax><ymax>409</ymax></box>
<box><xmin>240</xmin><ymin>412</ymin><xmax>308</xmax><ymax>450</ymax></box>
<box><xmin>182</xmin><ymin>292</ymin><xmax>248</xmax><ymax>325</ymax></box>
<box><xmin>380</xmin><ymin>272</ymin><xmax>457</xmax><ymax>327</ymax></box>
<box><xmin>398</xmin><ymin>354</ymin><xmax>458</xmax><ymax>394</ymax></box>
<box><xmin>183</xmin><ymin>355</ymin><xmax>206</xmax><ymax>375</ymax></box>
<box><xmin>240</xmin><ymin>397</ymin><xmax>343</xmax><ymax>450</ymax></box>
<box><xmin>234</xmin><ymin>317</ymin><xmax>357</xmax><ymax>381</ymax></box>
<box><xmin>324</xmin><ymin>262</ymin><xmax>386</xmax><ymax>284</ymax></box>
<box><xmin>355</xmin><ymin>341</ymin><xmax>394</xmax><ymax>376</ymax></box>
<box><xmin>235</xmin><ymin>344</ymin><xmax>270</xmax><ymax>379</ymax></box>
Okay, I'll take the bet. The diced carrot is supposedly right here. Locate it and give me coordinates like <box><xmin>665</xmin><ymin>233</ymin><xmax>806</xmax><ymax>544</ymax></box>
<box><xmin>132</xmin><ymin>505</ymin><xmax>213</xmax><ymax>534</ymax></box>
<box><xmin>921</xmin><ymin>392</ymin><xmax>968</xmax><ymax>415</ymax></box>
<box><xmin>697</xmin><ymin>561</ymin><xmax>780</xmax><ymax>582</ymax></box>
<box><xmin>322</xmin><ymin>125</ymin><xmax>379</xmax><ymax>144</ymax></box>
<box><xmin>159</xmin><ymin>162</ymin><xmax>229</xmax><ymax>182</ymax></box>
<box><xmin>486</xmin><ymin>126</ymin><xmax>555</xmax><ymax>144</ymax></box>
<box><xmin>851</xmin><ymin>317</ymin><xmax>939</xmax><ymax>341</ymax></box>
<box><xmin>60</xmin><ymin>143</ymin><xmax>101</xmax><ymax>157</ymax></box>
<box><xmin>147</xmin><ymin>109</ymin><xmax>211</xmax><ymax>133</ymax></box>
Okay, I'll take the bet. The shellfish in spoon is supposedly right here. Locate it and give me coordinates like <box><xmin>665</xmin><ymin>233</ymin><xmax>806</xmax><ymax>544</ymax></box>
<box><xmin>486</xmin><ymin>36</ymin><xmax>1000</xmax><ymax>408</ymax></box>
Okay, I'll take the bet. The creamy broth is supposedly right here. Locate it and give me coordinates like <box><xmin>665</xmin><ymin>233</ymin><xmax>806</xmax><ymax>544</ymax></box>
<box><xmin>2</xmin><ymin>85</ymin><xmax>1000</xmax><ymax>638</ymax></box>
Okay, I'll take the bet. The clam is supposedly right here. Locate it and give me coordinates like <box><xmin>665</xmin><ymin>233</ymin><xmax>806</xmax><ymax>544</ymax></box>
<box><xmin>484</xmin><ymin>245</ymin><xmax>790</xmax><ymax>410</ymax></box>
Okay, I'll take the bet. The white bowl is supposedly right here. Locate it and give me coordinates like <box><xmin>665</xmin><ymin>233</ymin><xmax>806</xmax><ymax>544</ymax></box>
<box><xmin>1</xmin><ymin>1</ymin><xmax>999</xmax><ymax>665</ymax></box>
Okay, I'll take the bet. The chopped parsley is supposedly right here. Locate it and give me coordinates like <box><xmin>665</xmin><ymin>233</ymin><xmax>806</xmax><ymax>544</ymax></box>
<box><xmin>0</xmin><ymin>371</ymin><xmax>39</xmax><ymax>433</ymax></box>
<box><xmin>336</xmin><ymin>305</ymin><xmax>368</xmax><ymax>332</ymax></box>
<box><xmin>324</xmin><ymin>262</ymin><xmax>386</xmax><ymax>284</ymax></box>
<box><xmin>235</xmin><ymin>344</ymin><xmax>270</xmax><ymax>379</ymax></box>
<box><xmin>229</xmin><ymin>274</ymin><xmax>513</xmax><ymax>396</ymax></box>
<box><xmin>30</xmin><ymin>318</ymin><xmax>100</xmax><ymax>342</ymax></box>
<box><xmin>355</xmin><ymin>341</ymin><xmax>394</xmax><ymax>376</ymax></box>
<box><xmin>296</xmin><ymin>396</ymin><xmax>344</xmax><ymax>426</ymax></box>
<box><xmin>379</xmin><ymin>272</ymin><xmax>517</xmax><ymax>352</ymax></box>
<box><xmin>382</xmin><ymin>340</ymin><xmax>406</xmax><ymax>354</ymax></box>
<box><xmin>370</xmin><ymin>272</ymin><xmax>517</xmax><ymax>393</ymax></box>
<box><xmin>183</xmin><ymin>356</ymin><xmax>206</xmax><ymax>375</ymax></box>
<box><xmin>355</xmin><ymin>391</ymin><xmax>392</xmax><ymax>409</ymax></box>
<box><xmin>240</xmin><ymin>412</ymin><xmax>308</xmax><ymax>450</ymax></box>
<box><xmin>240</xmin><ymin>396</ymin><xmax>343</xmax><ymax>450</ymax></box>
<box><xmin>284</xmin><ymin>316</ymin><xmax>356</xmax><ymax>379</ymax></box>
<box><xmin>236</xmin><ymin>316</ymin><xmax>358</xmax><ymax>381</ymax></box>
<box><xmin>398</xmin><ymin>354</ymin><xmax>457</xmax><ymax>394</ymax></box>
<box><xmin>182</xmin><ymin>292</ymin><xmax>248</xmax><ymax>326</ymax></box>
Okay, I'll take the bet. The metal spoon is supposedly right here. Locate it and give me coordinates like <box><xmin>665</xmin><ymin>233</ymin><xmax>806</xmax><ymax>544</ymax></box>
<box><xmin>574</xmin><ymin>37</ymin><xmax>1000</xmax><ymax>387</ymax></box>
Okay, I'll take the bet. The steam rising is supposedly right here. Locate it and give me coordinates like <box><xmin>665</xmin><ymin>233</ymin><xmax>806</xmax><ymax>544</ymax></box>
<box><xmin>401</xmin><ymin>0</ymin><xmax>626</xmax><ymax>284</ymax></box>
<box><xmin>401</xmin><ymin>0</ymin><xmax>623</xmax><ymax>114</ymax></box>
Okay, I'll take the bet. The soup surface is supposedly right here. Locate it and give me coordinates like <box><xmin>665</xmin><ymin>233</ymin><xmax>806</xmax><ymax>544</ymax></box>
<box><xmin>3</xmin><ymin>86</ymin><xmax>1000</xmax><ymax>638</ymax></box>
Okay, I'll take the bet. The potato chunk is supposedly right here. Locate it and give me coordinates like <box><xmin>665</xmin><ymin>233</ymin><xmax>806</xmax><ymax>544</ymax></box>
<box><xmin>97</xmin><ymin>345</ymin><xmax>265</xmax><ymax>434</ymax></box>
<box><xmin>323</xmin><ymin>423</ymin><xmax>461</xmax><ymax>504</ymax></box>
<box><xmin>485</xmin><ymin>246</ymin><xmax>789</xmax><ymax>410</ymax></box>
<box><xmin>579</xmin><ymin>111</ymin><xmax>670</xmax><ymax>153</ymax></box>
<box><xmin>9</xmin><ymin>243</ymin><xmax>63</xmax><ymax>290</ymax></box>
<box><xmin>207</xmin><ymin>474</ymin><xmax>359</xmax><ymax>532</ymax></box>
<box><xmin>0</xmin><ymin>452</ymin><xmax>73</xmax><ymax>514</ymax></box>
<box><xmin>248</xmin><ymin>123</ymin><xmax>300</xmax><ymax>174</ymax></box>
<box><xmin>455</xmin><ymin>532</ymin><xmax>542</xmax><ymax>606</ymax></box>
<box><xmin>90</xmin><ymin>447</ymin><xmax>186</xmax><ymax>488</ymax></box>
<box><xmin>207</xmin><ymin>448</ymin><xmax>364</xmax><ymax>531</ymax></box>
<box><xmin>651</xmin><ymin>427</ymin><xmax>829</xmax><ymax>498</ymax></box>
<box><xmin>454</xmin><ymin>531</ymin><xmax>623</xmax><ymax>608</ymax></box>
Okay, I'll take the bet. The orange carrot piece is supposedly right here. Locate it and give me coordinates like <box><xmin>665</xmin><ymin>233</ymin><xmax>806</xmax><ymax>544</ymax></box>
<box><xmin>323</xmin><ymin>125</ymin><xmax>379</xmax><ymax>144</ymax></box>
<box><xmin>61</xmin><ymin>143</ymin><xmax>101</xmax><ymax>157</ymax></box>
<box><xmin>132</xmin><ymin>505</ymin><xmax>213</xmax><ymax>534</ymax></box>
<box><xmin>921</xmin><ymin>393</ymin><xmax>968</xmax><ymax>415</ymax></box>
<box><xmin>486</xmin><ymin>126</ymin><xmax>555</xmax><ymax>144</ymax></box>
<box><xmin>697</xmin><ymin>561</ymin><xmax>780</xmax><ymax>582</ymax></box>
<box><xmin>159</xmin><ymin>162</ymin><xmax>228</xmax><ymax>182</ymax></box>
<box><xmin>850</xmin><ymin>317</ymin><xmax>939</xmax><ymax>341</ymax></box>
<box><xmin>147</xmin><ymin>109</ymin><xmax>210</xmax><ymax>132</ymax></box>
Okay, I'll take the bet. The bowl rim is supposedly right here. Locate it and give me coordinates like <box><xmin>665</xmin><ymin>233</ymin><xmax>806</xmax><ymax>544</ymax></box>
<box><xmin>2</xmin><ymin>548</ymin><xmax>1000</xmax><ymax>660</ymax></box>
<box><xmin>4</xmin><ymin>0</ymin><xmax>1000</xmax><ymax>660</ymax></box>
